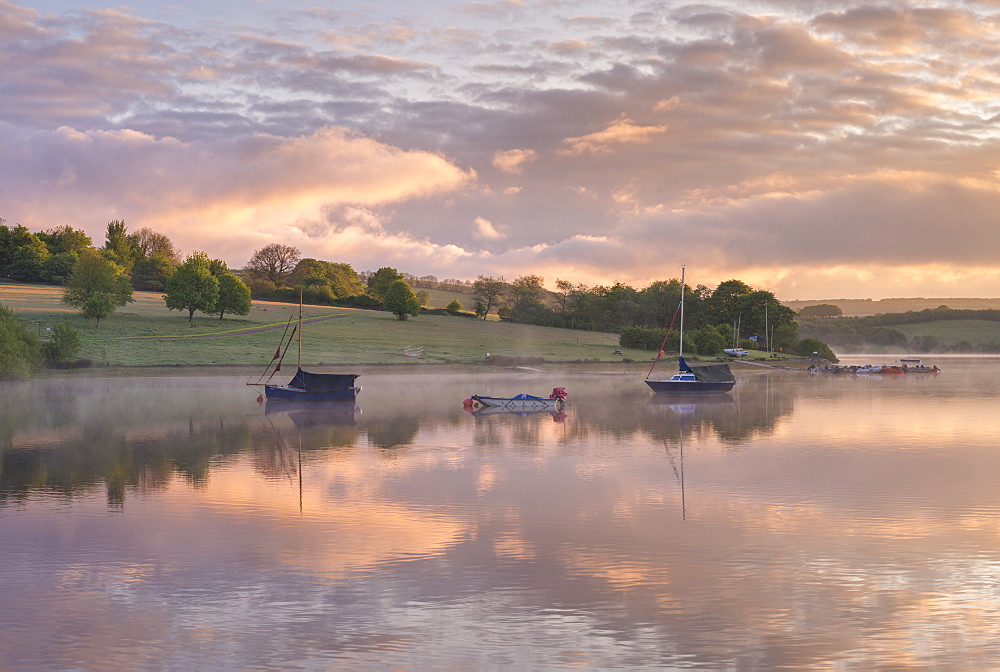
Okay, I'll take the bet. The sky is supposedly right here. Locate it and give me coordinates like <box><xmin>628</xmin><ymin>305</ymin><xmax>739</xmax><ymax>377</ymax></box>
<box><xmin>3</xmin><ymin>0</ymin><xmax>1000</xmax><ymax>299</ymax></box>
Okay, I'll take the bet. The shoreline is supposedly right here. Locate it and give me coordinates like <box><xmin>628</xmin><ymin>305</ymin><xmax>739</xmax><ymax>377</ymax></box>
<box><xmin>33</xmin><ymin>357</ymin><xmax>813</xmax><ymax>379</ymax></box>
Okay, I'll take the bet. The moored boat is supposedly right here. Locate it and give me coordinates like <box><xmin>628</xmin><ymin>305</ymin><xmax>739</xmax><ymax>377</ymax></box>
<box><xmin>249</xmin><ymin>295</ymin><xmax>361</xmax><ymax>402</ymax></box>
<box><xmin>466</xmin><ymin>388</ymin><xmax>567</xmax><ymax>411</ymax></box>
<box><xmin>905</xmin><ymin>364</ymin><xmax>941</xmax><ymax>374</ymax></box>
<box><xmin>645</xmin><ymin>267</ymin><xmax>735</xmax><ymax>395</ymax></box>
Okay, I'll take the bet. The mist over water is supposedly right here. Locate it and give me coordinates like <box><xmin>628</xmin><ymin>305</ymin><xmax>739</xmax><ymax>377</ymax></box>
<box><xmin>2</xmin><ymin>361</ymin><xmax>1000</xmax><ymax>669</ymax></box>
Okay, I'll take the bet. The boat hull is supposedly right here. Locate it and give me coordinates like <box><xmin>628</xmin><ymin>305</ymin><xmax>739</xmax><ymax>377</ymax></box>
<box><xmin>645</xmin><ymin>379</ymin><xmax>735</xmax><ymax>394</ymax></box>
<box><xmin>470</xmin><ymin>395</ymin><xmax>563</xmax><ymax>411</ymax></box>
<box><xmin>264</xmin><ymin>385</ymin><xmax>360</xmax><ymax>402</ymax></box>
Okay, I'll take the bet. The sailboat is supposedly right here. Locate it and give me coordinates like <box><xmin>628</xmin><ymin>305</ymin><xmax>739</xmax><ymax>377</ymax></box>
<box><xmin>249</xmin><ymin>295</ymin><xmax>361</xmax><ymax>402</ymax></box>
<box><xmin>645</xmin><ymin>267</ymin><xmax>735</xmax><ymax>394</ymax></box>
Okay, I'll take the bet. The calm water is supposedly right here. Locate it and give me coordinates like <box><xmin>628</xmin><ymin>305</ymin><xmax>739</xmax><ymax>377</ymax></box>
<box><xmin>3</xmin><ymin>359</ymin><xmax>1000</xmax><ymax>670</ymax></box>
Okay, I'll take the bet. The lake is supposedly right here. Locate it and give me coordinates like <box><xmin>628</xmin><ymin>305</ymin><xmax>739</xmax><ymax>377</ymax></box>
<box><xmin>3</xmin><ymin>358</ymin><xmax>1000</xmax><ymax>670</ymax></box>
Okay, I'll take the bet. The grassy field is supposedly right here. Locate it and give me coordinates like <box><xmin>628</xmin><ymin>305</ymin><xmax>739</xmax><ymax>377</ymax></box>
<box><xmin>418</xmin><ymin>286</ymin><xmax>478</xmax><ymax>310</ymax></box>
<box><xmin>0</xmin><ymin>282</ymin><xmax>635</xmax><ymax>368</ymax></box>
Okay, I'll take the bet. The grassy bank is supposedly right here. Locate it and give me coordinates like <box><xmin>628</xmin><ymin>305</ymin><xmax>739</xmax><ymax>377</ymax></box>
<box><xmin>0</xmin><ymin>283</ymin><xmax>635</xmax><ymax>368</ymax></box>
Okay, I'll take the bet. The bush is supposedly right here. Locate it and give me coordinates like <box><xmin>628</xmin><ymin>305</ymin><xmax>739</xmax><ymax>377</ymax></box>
<box><xmin>0</xmin><ymin>304</ymin><xmax>42</xmax><ymax>378</ymax></box>
<box><xmin>446</xmin><ymin>299</ymin><xmax>462</xmax><ymax>314</ymax></box>
<box><xmin>300</xmin><ymin>284</ymin><xmax>336</xmax><ymax>306</ymax></box>
<box><xmin>620</xmin><ymin>326</ymin><xmax>672</xmax><ymax>351</ymax></box>
<box><xmin>246</xmin><ymin>278</ymin><xmax>276</xmax><ymax>299</ymax></box>
<box><xmin>41</xmin><ymin>322</ymin><xmax>80</xmax><ymax>364</ymax></box>
<box><xmin>692</xmin><ymin>325</ymin><xmax>726</xmax><ymax>355</ymax></box>
<box><xmin>338</xmin><ymin>294</ymin><xmax>381</xmax><ymax>308</ymax></box>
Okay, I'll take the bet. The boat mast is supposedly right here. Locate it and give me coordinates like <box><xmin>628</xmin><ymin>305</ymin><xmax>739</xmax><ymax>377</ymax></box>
<box><xmin>678</xmin><ymin>266</ymin><xmax>685</xmax><ymax>359</ymax></box>
<box><xmin>298</xmin><ymin>290</ymin><xmax>303</xmax><ymax>369</ymax></box>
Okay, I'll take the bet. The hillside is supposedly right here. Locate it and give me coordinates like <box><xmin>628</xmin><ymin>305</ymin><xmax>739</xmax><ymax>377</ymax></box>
<box><xmin>0</xmin><ymin>282</ymin><xmax>630</xmax><ymax>367</ymax></box>
<box><xmin>784</xmin><ymin>298</ymin><xmax>1000</xmax><ymax>317</ymax></box>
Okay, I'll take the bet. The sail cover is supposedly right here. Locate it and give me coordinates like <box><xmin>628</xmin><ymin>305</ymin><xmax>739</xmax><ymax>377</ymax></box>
<box><xmin>691</xmin><ymin>363</ymin><xmax>735</xmax><ymax>382</ymax></box>
<box><xmin>287</xmin><ymin>368</ymin><xmax>358</xmax><ymax>392</ymax></box>
<box><xmin>679</xmin><ymin>357</ymin><xmax>734</xmax><ymax>382</ymax></box>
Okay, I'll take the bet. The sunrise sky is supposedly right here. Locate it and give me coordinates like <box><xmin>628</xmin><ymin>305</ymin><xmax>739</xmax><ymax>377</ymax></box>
<box><xmin>3</xmin><ymin>0</ymin><xmax>999</xmax><ymax>299</ymax></box>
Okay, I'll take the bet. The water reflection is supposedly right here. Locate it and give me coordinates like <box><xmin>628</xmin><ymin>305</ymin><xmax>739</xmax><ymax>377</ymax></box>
<box><xmin>2</xmin><ymin>362</ymin><xmax>1000</xmax><ymax>669</ymax></box>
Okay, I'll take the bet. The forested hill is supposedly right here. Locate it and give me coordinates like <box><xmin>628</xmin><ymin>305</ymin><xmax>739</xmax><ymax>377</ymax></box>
<box><xmin>784</xmin><ymin>298</ymin><xmax>1000</xmax><ymax>317</ymax></box>
<box><xmin>797</xmin><ymin>306</ymin><xmax>1000</xmax><ymax>353</ymax></box>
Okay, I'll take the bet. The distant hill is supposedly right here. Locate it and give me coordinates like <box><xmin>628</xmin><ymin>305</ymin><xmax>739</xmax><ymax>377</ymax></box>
<box><xmin>784</xmin><ymin>298</ymin><xmax>1000</xmax><ymax>317</ymax></box>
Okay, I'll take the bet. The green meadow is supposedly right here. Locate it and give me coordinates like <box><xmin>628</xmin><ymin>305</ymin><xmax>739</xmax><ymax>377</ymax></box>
<box><xmin>0</xmin><ymin>282</ymin><xmax>635</xmax><ymax>368</ymax></box>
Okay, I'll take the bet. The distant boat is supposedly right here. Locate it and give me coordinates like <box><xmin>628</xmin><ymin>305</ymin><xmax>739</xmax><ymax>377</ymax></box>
<box><xmin>249</xmin><ymin>294</ymin><xmax>360</xmax><ymax>402</ymax></box>
<box><xmin>645</xmin><ymin>267</ymin><xmax>735</xmax><ymax>395</ymax></box>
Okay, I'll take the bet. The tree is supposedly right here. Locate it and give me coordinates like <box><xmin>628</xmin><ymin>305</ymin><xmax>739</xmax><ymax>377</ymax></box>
<box><xmin>383</xmin><ymin>279</ymin><xmax>421</xmax><ymax>320</ymax></box>
<box><xmin>245</xmin><ymin>243</ymin><xmax>301</xmax><ymax>285</ymax></box>
<box><xmin>796</xmin><ymin>337</ymin><xmax>838</xmax><ymax>363</ymax></box>
<box><xmin>37</xmin><ymin>225</ymin><xmax>92</xmax><ymax>256</ymax></box>
<box><xmin>6</xmin><ymin>233</ymin><xmax>49</xmax><ymax>281</ymax></box>
<box><xmin>132</xmin><ymin>253</ymin><xmax>177</xmax><ymax>291</ymax></box>
<box><xmin>506</xmin><ymin>275</ymin><xmax>545</xmax><ymax>323</ymax></box>
<box><xmin>639</xmin><ymin>279</ymin><xmax>683</xmax><ymax>329</ymax></box>
<box><xmin>208</xmin><ymin>258</ymin><xmax>229</xmax><ymax>276</ymax></box>
<box><xmin>473</xmin><ymin>275</ymin><xmax>507</xmax><ymax>320</ymax></box>
<box><xmin>367</xmin><ymin>267</ymin><xmax>403</xmax><ymax>301</ymax></box>
<box><xmin>289</xmin><ymin>258</ymin><xmax>364</xmax><ymax>298</ymax></box>
<box><xmin>216</xmin><ymin>272</ymin><xmax>252</xmax><ymax>320</ymax></box>
<box><xmin>132</xmin><ymin>227</ymin><xmax>179</xmax><ymax>263</ymax></box>
<box><xmin>0</xmin><ymin>303</ymin><xmax>42</xmax><ymax>378</ymax></box>
<box><xmin>40</xmin><ymin>251</ymin><xmax>79</xmax><ymax>285</ymax></box>
<box><xmin>62</xmin><ymin>249</ymin><xmax>134</xmax><ymax>326</ymax></box>
<box><xmin>416</xmin><ymin>290</ymin><xmax>430</xmax><ymax>307</ymax></box>
<box><xmin>798</xmin><ymin>304</ymin><xmax>843</xmax><ymax>318</ymax></box>
<box><xmin>709</xmin><ymin>279</ymin><xmax>754</xmax><ymax>326</ymax></box>
<box><xmin>102</xmin><ymin>219</ymin><xmax>138</xmax><ymax>273</ymax></box>
<box><xmin>164</xmin><ymin>252</ymin><xmax>219</xmax><ymax>322</ymax></box>
<box><xmin>446</xmin><ymin>298</ymin><xmax>462</xmax><ymax>314</ymax></box>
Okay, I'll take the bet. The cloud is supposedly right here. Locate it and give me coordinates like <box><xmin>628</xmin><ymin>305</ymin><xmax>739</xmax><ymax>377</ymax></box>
<box><xmin>559</xmin><ymin>118</ymin><xmax>669</xmax><ymax>155</ymax></box>
<box><xmin>0</xmin><ymin>123</ymin><xmax>473</xmax><ymax>267</ymax></box>
<box><xmin>492</xmin><ymin>148</ymin><xmax>537</xmax><ymax>174</ymax></box>
<box><xmin>4</xmin><ymin>0</ymin><xmax>1000</xmax><ymax>298</ymax></box>
<box><xmin>473</xmin><ymin>216</ymin><xmax>506</xmax><ymax>239</ymax></box>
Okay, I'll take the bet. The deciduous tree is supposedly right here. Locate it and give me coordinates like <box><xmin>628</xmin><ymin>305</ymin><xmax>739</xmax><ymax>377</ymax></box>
<box><xmin>367</xmin><ymin>267</ymin><xmax>403</xmax><ymax>301</ymax></box>
<box><xmin>62</xmin><ymin>249</ymin><xmax>134</xmax><ymax>326</ymax></box>
<box><xmin>472</xmin><ymin>275</ymin><xmax>507</xmax><ymax>320</ymax></box>
<box><xmin>164</xmin><ymin>252</ymin><xmax>219</xmax><ymax>322</ymax></box>
<box><xmin>245</xmin><ymin>244</ymin><xmax>301</xmax><ymax>285</ymax></box>
<box><xmin>133</xmin><ymin>227</ymin><xmax>179</xmax><ymax>263</ymax></box>
<box><xmin>216</xmin><ymin>273</ymin><xmax>252</xmax><ymax>320</ymax></box>
<box><xmin>383</xmin><ymin>280</ymin><xmax>421</xmax><ymax>320</ymax></box>
<box><xmin>37</xmin><ymin>225</ymin><xmax>92</xmax><ymax>256</ymax></box>
<box><xmin>102</xmin><ymin>220</ymin><xmax>138</xmax><ymax>273</ymax></box>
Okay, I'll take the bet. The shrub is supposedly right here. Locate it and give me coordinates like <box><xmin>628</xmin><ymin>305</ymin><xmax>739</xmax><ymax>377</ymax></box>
<box><xmin>41</xmin><ymin>322</ymin><xmax>80</xmax><ymax>364</ymax></box>
<box><xmin>0</xmin><ymin>304</ymin><xmax>42</xmax><ymax>378</ymax></box>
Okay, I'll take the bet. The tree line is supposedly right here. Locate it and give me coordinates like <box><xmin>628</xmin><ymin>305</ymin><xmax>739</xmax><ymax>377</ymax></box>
<box><xmin>0</xmin><ymin>216</ymin><xmax>840</xmax><ymax>375</ymax></box>
<box><xmin>469</xmin><ymin>274</ymin><xmax>835</xmax><ymax>359</ymax></box>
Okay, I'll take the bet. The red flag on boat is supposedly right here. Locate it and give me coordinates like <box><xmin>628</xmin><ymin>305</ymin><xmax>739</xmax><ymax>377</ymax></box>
<box><xmin>272</xmin><ymin>347</ymin><xmax>280</xmax><ymax>361</ymax></box>
<box><xmin>275</xmin><ymin>363</ymin><xmax>281</xmax><ymax>372</ymax></box>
